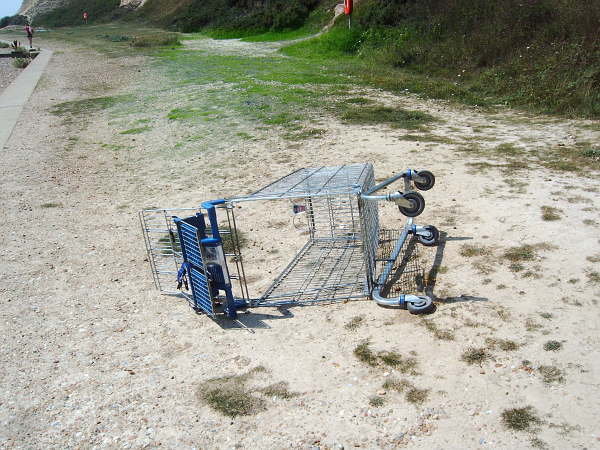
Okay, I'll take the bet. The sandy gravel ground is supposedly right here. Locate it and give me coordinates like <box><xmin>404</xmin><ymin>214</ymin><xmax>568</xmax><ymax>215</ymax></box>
<box><xmin>0</xmin><ymin>58</ymin><xmax>22</xmax><ymax>94</ymax></box>
<box><xmin>0</xmin><ymin>31</ymin><xmax>599</xmax><ymax>450</ymax></box>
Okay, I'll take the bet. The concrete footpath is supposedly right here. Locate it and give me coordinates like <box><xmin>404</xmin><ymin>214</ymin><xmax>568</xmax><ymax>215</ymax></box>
<box><xmin>0</xmin><ymin>48</ymin><xmax>53</xmax><ymax>149</ymax></box>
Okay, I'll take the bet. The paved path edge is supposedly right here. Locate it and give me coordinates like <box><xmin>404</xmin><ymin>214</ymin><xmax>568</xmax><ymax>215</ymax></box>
<box><xmin>0</xmin><ymin>47</ymin><xmax>53</xmax><ymax>149</ymax></box>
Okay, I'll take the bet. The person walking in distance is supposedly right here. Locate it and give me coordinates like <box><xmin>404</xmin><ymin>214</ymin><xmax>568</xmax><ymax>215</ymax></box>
<box><xmin>24</xmin><ymin>23</ymin><xmax>34</xmax><ymax>48</ymax></box>
<box><xmin>83</xmin><ymin>11</ymin><xmax>89</xmax><ymax>24</ymax></box>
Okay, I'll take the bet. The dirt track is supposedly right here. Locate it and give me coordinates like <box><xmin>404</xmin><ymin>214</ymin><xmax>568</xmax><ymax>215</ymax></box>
<box><xmin>0</xmin><ymin>29</ymin><xmax>599</xmax><ymax>449</ymax></box>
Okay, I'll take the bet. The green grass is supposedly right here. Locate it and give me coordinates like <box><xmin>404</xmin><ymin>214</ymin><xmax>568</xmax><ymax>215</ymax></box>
<box><xmin>340</xmin><ymin>105</ymin><xmax>436</xmax><ymax>129</ymax></box>
<box><xmin>344</xmin><ymin>97</ymin><xmax>375</xmax><ymax>105</ymax></box>
<box><xmin>131</xmin><ymin>33</ymin><xmax>180</xmax><ymax>47</ymax></box>
<box><xmin>283</xmin><ymin>127</ymin><xmax>325</xmax><ymax>141</ymax></box>
<box><xmin>120</xmin><ymin>126</ymin><xmax>151</xmax><ymax>135</ymax></box>
<box><xmin>50</xmin><ymin>95</ymin><xmax>130</xmax><ymax>117</ymax></box>
<box><xmin>494</xmin><ymin>143</ymin><xmax>524</xmax><ymax>156</ymax></box>
<box><xmin>501</xmin><ymin>406</ymin><xmax>540</xmax><ymax>431</ymax></box>
<box><xmin>399</xmin><ymin>133</ymin><xmax>456</xmax><ymax>144</ymax></box>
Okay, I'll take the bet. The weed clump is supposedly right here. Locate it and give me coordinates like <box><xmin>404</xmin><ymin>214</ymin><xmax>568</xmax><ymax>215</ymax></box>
<box><xmin>382</xmin><ymin>377</ymin><xmax>411</xmax><ymax>393</ymax></box>
<box><xmin>486</xmin><ymin>338</ymin><xmax>519</xmax><ymax>351</ymax></box>
<box><xmin>543</xmin><ymin>340</ymin><xmax>562</xmax><ymax>351</ymax></box>
<box><xmin>196</xmin><ymin>366</ymin><xmax>294</xmax><ymax>417</ymax></box>
<box><xmin>354</xmin><ymin>342</ymin><xmax>419</xmax><ymax>372</ymax></box>
<box><xmin>220</xmin><ymin>226</ymin><xmax>248</xmax><ymax>254</ymax></box>
<box><xmin>200</xmin><ymin>383</ymin><xmax>265</xmax><ymax>417</ymax></box>
<box><xmin>501</xmin><ymin>406</ymin><xmax>540</xmax><ymax>431</ymax></box>
<box><xmin>541</xmin><ymin>206</ymin><xmax>562</xmax><ymax>221</ymax></box>
<box><xmin>380</xmin><ymin>377</ymin><xmax>428</xmax><ymax>405</ymax></box>
<box><xmin>586</xmin><ymin>270</ymin><xmax>600</xmax><ymax>284</ymax></box>
<box><xmin>378</xmin><ymin>351</ymin><xmax>418</xmax><ymax>374</ymax></box>
<box><xmin>461</xmin><ymin>347</ymin><xmax>491</xmax><ymax>365</ymax></box>
<box><xmin>525</xmin><ymin>318</ymin><xmax>543</xmax><ymax>332</ymax></box>
<box><xmin>344</xmin><ymin>315</ymin><xmax>364</xmax><ymax>331</ymax></box>
<box><xmin>538</xmin><ymin>365</ymin><xmax>565</xmax><ymax>384</ymax></box>
<box><xmin>405</xmin><ymin>388</ymin><xmax>429</xmax><ymax>404</ymax></box>
<box><xmin>582</xmin><ymin>147</ymin><xmax>600</xmax><ymax>161</ymax></box>
<box><xmin>368</xmin><ymin>395</ymin><xmax>386</xmax><ymax>407</ymax></box>
<box><xmin>258</xmin><ymin>382</ymin><xmax>297</xmax><ymax>399</ymax></box>
<box><xmin>420</xmin><ymin>318</ymin><xmax>455</xmax><ymax>340</ymax></box>
<box><xmin>504</xmin><ymin>245</ymin><xmax>537</xmax><ymax>263</ymax></box>
<box><xmin>354</xmin><ymin>341</ymin><xmax>379</xmax><ymax>367</ymax></box>
<box><xmin>460</xmin><ymin>244</ymin><xmax>492</xmax><ymax>257</ymax></box>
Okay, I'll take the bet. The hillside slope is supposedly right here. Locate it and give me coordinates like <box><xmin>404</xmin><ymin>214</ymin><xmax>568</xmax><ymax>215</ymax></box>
<box><xmin>13</xmin><ymin>0</ymin><xmax>600</xmax><ymax>118</ymax></box>
<box><xmin>18</xmin><ymin>0</ymin><xmax>147</xmax><ymax>19</ymax></box>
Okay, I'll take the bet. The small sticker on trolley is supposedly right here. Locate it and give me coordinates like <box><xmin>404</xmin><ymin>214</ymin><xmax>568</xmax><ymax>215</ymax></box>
<box><xmin>293</xmin><ymin>204</ymin><xmax>306</xmax><ymax>214</ymax></box>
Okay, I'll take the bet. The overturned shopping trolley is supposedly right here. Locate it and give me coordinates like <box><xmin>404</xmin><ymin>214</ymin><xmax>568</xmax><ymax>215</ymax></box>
<box><xmin>140</xmin><ymin>163</ymin><xmax>440</xmax><ymax>319</ymax></box>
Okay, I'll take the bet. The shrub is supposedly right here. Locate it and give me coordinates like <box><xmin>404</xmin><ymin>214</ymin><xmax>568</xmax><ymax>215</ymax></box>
<box><xmin>0</xmin><ymin>14</ymin><xmax>28</xmax><ymax>28</ymax></box>
<box><xmin>12</xmin><ymin>57</ymin><xmax>31</xmax><ymax>69</ymax></box>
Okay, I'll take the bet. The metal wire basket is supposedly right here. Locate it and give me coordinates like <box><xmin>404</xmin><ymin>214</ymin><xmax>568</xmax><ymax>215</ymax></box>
<box><xmin>140</xmin><ymin>163</ymin><xmax>439</xmax><ymax>318</ymax></box>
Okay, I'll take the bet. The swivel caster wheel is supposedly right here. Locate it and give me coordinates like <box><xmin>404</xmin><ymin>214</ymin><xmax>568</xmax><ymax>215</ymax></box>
<box><xmin>414</xmin><ymin>170</ymin><xmax>435</xmax><ymax>191</ymax></box>
<box><xmin>398</xmin><ymin>191</ymin><xmax>425</xmax><ymax>217</ymax></box>
<box><xmin>407</xmin><ymin>296</ymin><xmax>434</xmax><ymax>314</ymax></box>
<box><xmin>417</xmin><ymin>225</ymin><xmax>439</xmax><ymax>247</ymax></box>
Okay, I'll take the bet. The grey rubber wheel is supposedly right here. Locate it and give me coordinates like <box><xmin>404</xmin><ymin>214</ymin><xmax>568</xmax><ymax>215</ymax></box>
<box><xmin>407</xmin><ymin>296</ymin><xmax>434</xmax><ymax>314</ymax></box>
<box><xmin>398</xmin><ymin>191</ymin><xmax>425</xmax><ymax>217</ymax></box>
<box><xmin>414</xmin><ymin>170</ymin><xmax>435</xmax><ymax>191</ymax></box>
<box><xmin>417</xmin><ymin>225</ymin><xmax>439</xmax><ymax>247</ymax></box>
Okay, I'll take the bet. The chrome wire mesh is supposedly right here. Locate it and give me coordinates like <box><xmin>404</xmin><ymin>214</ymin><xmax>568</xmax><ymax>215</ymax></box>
<box><xmin>139</xmin><ymin>208</ymin><xmax>199</xmax><ymax>294</ymax></box>
<box><xmin>250</xmin><ymin>164</ymin><xmax>377</xmax><ymax>305</ymax></box>
<box><xmin>375</xmin><ymin>229</ymin><xmax>424</xmax><ymax>297</ymax></box>
<box><xmin>358</xmin><ymin>168</ymin><xmax>379</xmax><ymax>292</ymax></box>
<box><xmin>140</xmin><ymin>206</ymin><xmax>249</xmax><ymax>303</ymax></box>
<box><xmin>257</xmin><ymin>240</ymin><xmax>367</xmax><ymax>304</ymax></box>
<box><xmin>232</xmin><ymin>163</ymin><xmax>373</xmax><ymax>201</ymax></box>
